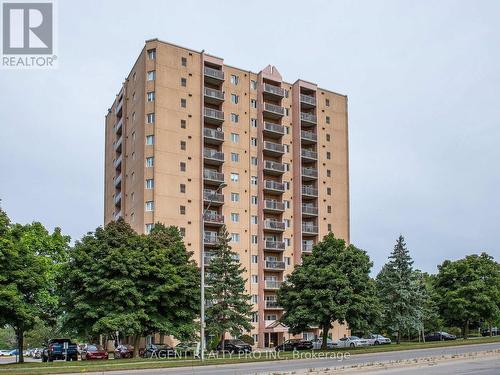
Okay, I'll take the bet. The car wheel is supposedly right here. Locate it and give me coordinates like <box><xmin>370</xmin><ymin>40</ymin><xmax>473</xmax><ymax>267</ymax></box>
<box><xmin>350</xmin><ymin>343</ymin><xmax>355</xmax><ymax>348</ymax></box>
<box><xmin>374</xmin><ymin>341</ymin><xmax>379</xmax><ymax>345</ymax></box>
<box><xmin>42</xmin><ymin>356</ymin><xmax>47</xmax><ymax>363</ymax></box>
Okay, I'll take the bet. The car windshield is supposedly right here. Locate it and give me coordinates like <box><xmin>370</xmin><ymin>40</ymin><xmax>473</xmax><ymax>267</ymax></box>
<box><xmin>350</xmin><ymin>336</ymin><xmax>360</xmax><ymax>340</ymax></box>
<box><xmin>87</xmin><ymin>345</ymin><xmax>103</xmax><ymax>351</ymax></box>
<box><xmin>228</xmin><ymin>340</ymin><xmax>246</xmax><ymax>345</ymax></box>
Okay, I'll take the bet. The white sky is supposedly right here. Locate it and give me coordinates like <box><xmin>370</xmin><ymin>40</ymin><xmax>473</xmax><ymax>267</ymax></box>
<box><xmin>0</xmin><ymin>0</ymin><xmax>499</xmax><ymax>274</ymax></box>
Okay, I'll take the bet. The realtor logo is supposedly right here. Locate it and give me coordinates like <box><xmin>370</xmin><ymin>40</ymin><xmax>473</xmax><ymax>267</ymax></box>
<box><xmin>2</xmin><ymin>1</ymin><xmax>56</xmax><ymax>68</ymax></box>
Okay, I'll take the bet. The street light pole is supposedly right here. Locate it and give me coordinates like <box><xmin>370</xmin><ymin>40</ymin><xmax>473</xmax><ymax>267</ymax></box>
<box><xmin>200</xmin><ymin>182</ymin><xmax>225</xmax><ymax>361</ymax></box>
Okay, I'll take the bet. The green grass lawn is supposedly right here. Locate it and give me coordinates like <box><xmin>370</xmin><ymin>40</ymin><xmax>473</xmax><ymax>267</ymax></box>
<box><xmin>1</xmin><ymin>336</ymin><xmax>499</xmax><ymax>375</ymax></box>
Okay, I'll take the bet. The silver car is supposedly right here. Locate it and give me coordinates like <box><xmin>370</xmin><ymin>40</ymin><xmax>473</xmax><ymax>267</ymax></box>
<box><xmin>335</xmin><ymin>336</ymin><xmax>369</xmax><ymax>348</ymax></box>
<box><xmin>363</xmin><ymin>334</ymin><xmax>391</xmax><ymax>345</ymax></box>
<box><xmin>311</xmin><ymin>338</ymin><xmax>337</xmax><ymax>350</ymax></box>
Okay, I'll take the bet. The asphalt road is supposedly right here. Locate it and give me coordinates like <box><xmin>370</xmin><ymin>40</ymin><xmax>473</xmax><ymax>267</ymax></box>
<box><xmin>66</xmin><ymin>342</ymin><xmax>500</xmax><ymax>375</ymax></box>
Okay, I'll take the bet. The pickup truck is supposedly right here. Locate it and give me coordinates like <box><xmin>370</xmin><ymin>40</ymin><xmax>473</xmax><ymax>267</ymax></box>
<box><xmin>41</xmin><ymin>339</ymin><xmax>78</xmax><ymax>362</ymax></box>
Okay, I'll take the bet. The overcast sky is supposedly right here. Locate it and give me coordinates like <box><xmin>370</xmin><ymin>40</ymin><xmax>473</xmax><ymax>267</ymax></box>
<box><xmin>0</xmin><ymin>0</ymin><xmax>499</xmax><ymax>274</ymax></box>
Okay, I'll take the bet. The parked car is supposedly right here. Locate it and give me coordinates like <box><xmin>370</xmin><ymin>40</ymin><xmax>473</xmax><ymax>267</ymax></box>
<box><xmin>32</xmin><ymin>348</ymin><xmax>42</xmax><ymax>359</ymax></box>
<box><xmin>142</xmin><ymin>344</ymin><xmax>177</xmax><ymax>358</ymax></box>
<box><xmin>80</xmin><ymin>344</ymin><xmax>108</xmax><ymax>360</ymax></box>
<box><xmin>335</xmin><ymin>336</ymin><xmax>369</xmax><ymax>348</ymax></box>
<box><xmin>275</xmin><ymin>339</ymin><xmax>313</xmax><ymax>352</ymax></box>
<box><xmin>175</xmin><ymin>342</ymin><xmax>199</xmax><ymax>356</ymax></box>
<box><xmin>481</xmin><ymin>327</ymin><xmax>499</xmax><ymax>336</ymax></box>
<box><xmin>0</xmin><ymin>349</ymin><xmax>12</xmax><ymax>356</ymax></box>
<box><xmin>424</xmin><ymin>332</ymin><xmax>457</xmax><ymax>341</ymax></box>
<box><xmin>114</xmin><ymin>344</ymin><xmax>134</xmax><ymax>359</ymax></box>
<box><xmin>8</xmin><ymin>349</ymin><xmax>19</xmax><ymax>356</ymax></box>
<box><xmin>363</xmin><ymin>334</ymin><xmax>392</xmax><ymax>345</ymax></box>
<box><xmin>41</xmin><ymin>339</ymin><xmax>78</xmax><ymax>362</ymax></box>
<box><xmin>216</xmin><ymin>339</ymin><xmax>252</xmax><ymax>354</ymax></box>
<box><xmin>311</xmin><ymin>338</ymin><xmax>337</xmax><ymax>350</ymax></box>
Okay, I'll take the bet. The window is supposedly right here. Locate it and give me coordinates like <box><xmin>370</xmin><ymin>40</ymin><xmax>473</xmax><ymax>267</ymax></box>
<box><xmin>284</xmin><ymin>219</ymin><xmax>291</xmax><ymax>228</ymax></box>
<box><xmin>251</xmin><ymin>275</ymin><xmax>258</xmax><ymax>284</ymax></box>
<box><xmin>145</xmin><ymin>201</ymin><xmax>154</xmax><ymax>211</ymax></box>
<box><xmin>231</xmin><ymin>152</ymin><xmax>239</xmax><ymax>162</ymax></box>
<box><xmin>250</xmin><ymin>99</ymin><xmax>257</xmax><ymax>108</ymax></box>
<box><xmin>251</xmin><ymin>196</ymin><xmax>257</xmax><ymax>204</ymax></box>
<box><xmin>180</xmin><ymin>140</ymin><xmax>186</xmax><ymax>150</ymax></box>
<box><xmin>327</xmin><ymin>205</ymin><xmax>332</xmax><ymax>213</ymax></box>
<box><xmin>180</xmin><ymin>162</ymin><xmax>186</xmax><ymax>171</ymax></box>
<box><xmin>326</xmin><ymin>133</ymin><xmax>331</xmax><ymax>142</ymax></box>
<box><xmin>147</xmin><ymin>91</ymin><xmax>155</xmax><ymax>102</ymax></box>
<box><xmin>285</xmin><ymin>108</ymin><xmax>289</xmax><ymax>116</ymax></box>
<box><xmin>327</xmin><ymin>187</ymin><xmax>332</xmax><ymax>195</ymax></box>
<box><xmin>231</xmin><ymin>94</ymin><xmax>239</xmax><ymax>104</ymax></box>
<box><xmin>231</xmin><ymin>113</ymin><xmax>239</xmax><ymax>123</ymax></box>
<box><xmin>326</xmin><ymin>116</ymin><xmax>331</xmax><ymax>124</ymax></box>
<box><xmin>251</xmin><ymin>156</ymin><xmax>257</xmax><ymax>166</ymax></box>
<box><xmin>181</xmin><ymin>77</ymin><xmax>187</xmax><ymax>87</ymax></box>
<box><xmin>251</xmin><ymin>255</ymin><xmax>258</xmax><ymax>263</ymax></box>
<box><xmin>326</xmin><ymin>98</ymin><xmax>330</xmax><ymax>107</ymax></box>
<box><xmin>284</xmin><ymin>144</ymin><xmax>290</xmax><ymax>153</ymax></box>
<box><xmin>327</xmin><ymin>169</ymin><xmax>331</xmax><ymax>177</ymax></box>
<box><xmin>251</xmin><ymin>118</ymin><xmax>257</xmax><ymax>128</ymax></box>
<box><xmin>230</xmin><ymin>173</ymin><xmax>239</xmax><ymax>182</ymax></box>
<box><xmin>146</xmin><ymin>135</ymin><xmax>154</xmax><ymax>145</ymax></box>
<box><xmin>147</xmin><ymin>49</ymin><xmax>156</xmax><ymax>60</ymax></box>
<box><xmin>230</xmin><ymin>133</ymin><xmax>239</xmax><ymax>143</ymax></box>
<box><xmin>132</xmin><ymin>112</ymin><xmax>136</xmax><ymax>122</ymax></box>
<box><xmin>180</xmin><ymin>98</ymin><xmax>187</xmax><ymax>108</ymax></box>
<box><xmin>179</xmin><ymin>227</ymin><xmax>186</xmax><ymax>237</ymax></box>
<box><xmin>230</xmin><ymin>74</ymin><xmax>239</xmax><ymax>85</ymax></box>
<box><xmin>130</xmin><ymin>212</ymin><xmax>135</xmax><ymax>223</ymax></box>
<box><xmin>251</xmin><ymin>216</ymin><xmax>257</xmax><ymax>225</ymax></box>
<box><xmin>265</xmin><ymin>314</ymin><xmax>277</xmax><ymax>321</ymax></box>
<box><xmin>132</xmin><ymin>92</ymin><xmax>136</xmax><ymax>102</ymax></box>
<box><xmin>252</xmin><ymin>313</ymin><xmax>259</xmax><ymax>323</ymax></box>
<box><xmin>251</xmin><ymin>176</ymin><xmax>257</xmax><ymax>185</ymax></box>
<box><xmin>284</xmin><ymin>162</ymin><xmax>290</xmax><ymax>172</ymax></box>
<box><xmin>252</xmin><ymin>334</ymin><xmax>258</xmax><ymax>343</ymax></box>
<box><xmin>231</xmin><ymin>213</ymin><xmax>239</xmax><ymax>222</ymax></box>
<box><xmin>231</xmin><ymin>192</ymin><xmax>239</xmax><ymax>202</ymax></box>
<box><xmin>284</xmin><ymin>200</ymin><xmax>290</xmax><ymax>209</ymax></box>
<box><xmin>285</xmin><ymin>126</ymin><xmax>290</xmax><ymax>135</ymax></box>
<box><xmin>147</xmin><ymin>71</ymin><xmax>156</xmax><ymax>81</ymax></box>
<box><xmin>251</xmin><ymin>235</ymin><xmax>258</xmax><ymax>244</ymax></box>
<box><xmin>132</xmin><ymin>131</ymin><xmax>136</xmax><ymax>141</ymax></box>
<box><xmin>131</xmin><ymin>191</ymin><xmax>135</xmax><ymax>201</ymax></box>
<box><xmin>285</xmin><ymin>238</ymin><xmax>291</xmax><ymax>246</ymax></box>
<box><xmin>146</xmin><ymin>113</ymin><xmax>155</xmax><ymax>124</ymax></box>
<box><xmin>285</xmin><ymin>257</ymin><xmax>291</xmax><ymax>266</ymax></box>
<box><xmin>250</xmin><ymin>80</ymin><xmax>257</xmax><ymax>90</ymax></box>
<box><xmin>133</xmin><ymin>72</ymin><xmax>136</xmax><ymax>81</ymax></box>
<box><xmin>180</xmin><ymin>119</ymin><xmax>186</xmax><ymax>129</ymax></box>
<box><xmin>231</xmin><ymin>233</ymin><xmax>240</xmax><ymax>242</ymax></box>
<box><xmin>326</xmin><ymin>151</ymin><xmax>331</xmax><ymax>160</ymax></box>
<box><xmin>284</xmin><ymin>181</ymin><xmax>290</xmax><ymax>190</ymax></box>
<box><xmin>180</xmin><ymin>184</ymin><xmax>186</xmax><ymax>193</ymax></box>
<box><xmin>181</xmin><ymin>57</ymin><xmax>187</xmax><ymax>66</ymax></box>
<box><xmin>328</xmin><ymin>223</ymin><xmax>332</xmax><ymax>232</ymax></box>
<box><xmin>145</xmin><ymin>223</ymin><xmax>154</xmax><ymax>234</ymax></box>
<box><xmin>180</xmin><ymin>206</ymin><xmax>186</xmax><ymax>215</ymax></box>
<box><xmin>145</xmin><ymin>179</ymin><xmax>154</xmax><ymax>189</ymax></box>
<box><xmin>250</xmin><ymin>137</ymin><xmax>257</xmax><ymax>147</ymax></box>
<box><xmin>146</xmin><ymin>157</ymin><xmax>154</xmax><ymax>167</ymax></box>
<box><xmin>252</xmin><ymin>295</ymin><xmax>258</xmax><ymax>303</ymax></box>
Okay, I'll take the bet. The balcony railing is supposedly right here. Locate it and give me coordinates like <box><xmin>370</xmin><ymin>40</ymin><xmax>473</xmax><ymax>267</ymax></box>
<box><xmin>263</xmin><ymin>141</ymin><xmax>285</xmax><ymax>154</ymax></box>
<box><xmin>264</xmin><ymin>102</ymin><xmax>285</xmax><ymax>116</ymax></box>
<box><xmin>301</xmin><ymin>149</ymin><xmax>318</xmax><ymax>160</ymax></box>
<box><xmin>114</xmin><ymin>192</ymin><xmax>122</xmax><ymax>205</ymax></box>
<box><xmin>114</xmin><ymin>136</ymin><xmax>123</xmax><ymax>151</ymax></box>
<box><xmin>264</xmin><ymin>180</ymin><xmax>285</xmax><ymax>193</ymax></box>
<box><xmin>204</xmin><ymin>149</ymin><xmax>224</xmax><ymax>162</ymax></box>
<box><xmin>264</xmin><ymin>200</ymin><xmax>285</xmax><ymax>211</ymax></box>
<box><xmin>264</xmin><ymin>122</ymin><xmax>285</xmax><ymax>136</ymax></box>
<box><xmin>204</xmin><ymin>107</ymin><xmax>224</xmax><ymax>121</ymax></box>
<box><xmin>301</xmin><ymin>130</ymin><xmax>317</xmax><ymax>142</ymax></box>
<box><xmin>265</xmin><ymin>300</ymin><xmax>281</xmax><ymax>309</ymax></box>
<box><xmin>204</xmin><ymin>128</ymin><xmax>224</xmax><ymax>142</ymax></box>
<box><xmin>114</xmin><ymin>174</ymin><xmax>122</xmax><ymax>187</ymax></box>
<box><xmin>302</xmin><ymin>185</ymin><xmax>318</xmax><ymax>197</ymax></box>
<box><xmin>302</xmin><ymin>167</ymin><xmax>318</xmax><ymax>178</ymax></box>
<box><xmin>114</xmin><ymin>118</ymin><xmax>123</xmax><ymax>134</ymax></box>
<box><xmin>300</xmin><ymin>94</ymin><xmax>316</xmax><ymax>106</ymax></box>
<box><xmin>264</xmin><ymin>160</ymin><xmax>285</xmax><ymax>174</ymax></box>
<box><xmin>302</xmin><ymin>224</ymin><xmax>319</xmax><ymax>234</ymax></box>
<box><xmin>263</xmin><ymin>83</ymin><xmax>285</xmax><ymax>97</ymax></box>
<box><xmin>301</xmin><ymin>112</ymin><xmax>317</xmax><ymax>124</ymax></box>
<box><xmin>265</xmin><ymin>280</ymin><xmax>283</xmax><ymax>289</ymax></box>
<box><xmin>203</xmin><ymin>190</ymin><xmax>224</xmax><ymax>204</ymax></box>
<box><xmin>264</xmin><ymin>240</ymin><xmax>286</xmax><ymax>251</ymax></box>
<box><xmin>114</xmin><ymin>210</ymin><xmax>122</xmax><ymax>220</ymax></box>
<box><xmin>114</xmin><ymin>154</ymin><xmax>123</xmax><ymax>169</ymax></box>
<box><xmin>203</xmin><ymin>212</ymin><xmax>224</xmax><ymax>224</ymax></box>
<box><xmin>203</xmin><ymin>169</ymin><xmax>224</xmax><ymax>183</ymax></box>
<box><xmin>204</xmin><ymin>87</ymin><xmax>224</xmax><ymax>101</ymax></box>
<box><xmin>302</xmin><ymin>205</ymin><xmax>318</xmax><ymax>215</ymax></box>
<box><xmin>265</xmin><ymin>260</ymin><xmax>286</xmax><ymax>270</ymax></box>
<box><xmin>204</xmin><ymin>66</ymin><xmax>224</xmax><ymax>80</ymax></box>
<box><xmin>302</xmin><ymin>241</ymin><xmax>314</xmax><ymax>252</ymax></box>
<box><xmin>264</xmin><ymin>220</ymin><xmax>286</xmax><ymax>231</ymax></box>
<box><xmin>204</xmin><ymin>233</ymin><xmax>219</xmax><ymax>245</ymax></box>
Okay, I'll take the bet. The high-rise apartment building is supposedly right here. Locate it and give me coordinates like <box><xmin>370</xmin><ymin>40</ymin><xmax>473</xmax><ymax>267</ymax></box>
<box><xmin>104</xmin><ymin>39</ymin><xmax>350</xmax><ymax>348</ymax></box>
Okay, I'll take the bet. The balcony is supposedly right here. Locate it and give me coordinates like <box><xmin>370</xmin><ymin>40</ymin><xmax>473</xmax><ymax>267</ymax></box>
<box><xmin>114</xmin><ymin>210</ymin><xmax>122</xmax><ymax>220</ymax></box>
<box><xmin>264</xmin><ymin>280</ymin><xmax>283</xmax><ymax>290</ymax></box>
<box><xmin>300</xmin><ymin>94</ymin><xmax>316</xmax><ymax>109</ymax></box>
<box><xmin>301</xmin><ymin>130</ymin><xmax>317</xmax><ymax>144</ymax></box>
<box><xmin>302</xmin><ymin>167</ymin><xmax>318</xmax><ymax>180</ymax></box>
<box><xmin>263</xmin><ymin>200</ymin><xmax>285</xmax><ymax>213</ymax></box>
<box><xmin>302</xmin><ymin>185</ymin><xmax>318</xmax><ymax>198</ymax></box>
<box><xmin>263</xmin><ymin>160</ymin><xmax>285</xmax><ymax>175</ymax></box>
<box><xmin>263</xmin><ymin>122</ymin><xmax>285</xmax><ymax>138</ymax></box>
<box><xmin>264</xmin><ymin>240</ymin><xmax>286</xmax><ymax>252</ymax></box>
<box><xmin>204</xmin><ymin>66</ymin><xmax>224</xmax><ymax>84</ymax></box>
<box><xmin>204</xmin><ymin>233</ymin><xmax>219</xmax><ymax>246</ymax></box>
<box><xmin>263</xmin><ymin>219</ymin><xmax>286</xmax><ymax>232</ymax></box>
<box><xmin>263</xmin><ymin>102</ymin><xmax>285</xmax><ymax>119</ymax></box>
<box><xmin>263</xmin><ymin>141</ymin><xmax>285</xmax><ymax>156</ymax></box>
<box><xmin>204</xmin><ymin>253</ymin><xmax>214</xmax><ymax>266</ymax></box>
<box><xmin>203</xmin><ymin>169</ymin><xmax>224</xmax><ymax>184</ymax></box>
<box><xmin>114</xmin><ymin>154</ymin><xmax>123</xmax><ymax>170</ymax></box>
<box><xmin>302</xmin><ymin>241</ymin><xmax>314</xmax><ymax>253</ymax></box>
<box><xmin>203</xmin><ymin>190</ymin><xmax>224</xmax><ymax>206</ymax></box>
<box><xmin>114</xmin><ymin>118</ymin><xmax>123</xmax><ymax>135</ymax></box>
<box><xmin>265</xmin><ymin>300</ymin><xmax>282</xmax><ymax>309</ymax></box>
<box><xmin>263</xmin><ymin>83</ymin><xmax>285</xmax><ymax>99</ymax></box>
<box><xmin>114</xmin><ymin>136</ymin><xmax>123</xmax><ymax>152</ymax></box>
<box><xmin>264</xmin><ymin>180</ymin><xmax>285</xmax><ymax>195</ymax></box>
<box><xmin>203</xmin><ymin>212</ymin><xmax>224</xmax><ymax>226</ymax></box>
<box><xmin>115</xmin><ymin>97</ymin><xmax>123</xmax><ymax>116</ymax></box>
<box><xmin>302</xmin><ymin>204</ymin><xmax>318</xmax><ymax>217</ymax></box>
<box><xmin>114</xmin><ymin>192</ymin><xmax>122</xmax><ymax>206</ymax></box>
<box><xmin>203</xmin><ymin>149</ymin><xmax>224</xmax><ymax>165</ymax></box>
<box><xmin>301</xmin><ymin>149</ymin><xmax>318</xmax><ymax>161</ymax></box>
<box><xmin>204</xmin><ymin>87</ymin><xmax>224</xmax><ymax>105</ymax></box>
<box><xmin>264</xmin><ymin>260</ymin><xmax>286</xmax><ymax>271</ymax></box>
<box><xmin>203</xmin><ymin>128</ymin><xmax>224</xmax><ymax>145</ymax></box>
<box><xmin>204</xmin><ymin>107</ymin><xmax>224</xmax><ymax>125</ymax></box>
<box><xmin>302</xmin><ymin>224</ymin><xmax>319</xmax><ymax>235</ymax></box>
<box><xmin>301</xmin><ymin>112</ymin><xmax>317</xmax><ymax>126</ymax></box>
<box><xmin>114</xmin><ymin>174</ymin><xmax>122</xmax><ymax>188</ymax></box>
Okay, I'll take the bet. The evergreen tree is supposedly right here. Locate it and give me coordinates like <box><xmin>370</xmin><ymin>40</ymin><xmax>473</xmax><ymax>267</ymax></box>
<box><xmin>205</xmin><ymin>226</ymin><xmax>253</xmax><ymax>349</ymax></box>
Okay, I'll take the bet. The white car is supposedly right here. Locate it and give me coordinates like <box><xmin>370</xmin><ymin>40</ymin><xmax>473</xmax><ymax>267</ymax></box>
<box><xmin>311</xmin><ymin>338</ymin><xmax>337</xmax><ymax>350</ymax></box>
<box><xmin>363</xmin><ymin>334</ymin><xmax>391</xmax><ymax>345</ymax></box>
<box><xmin>0</xmin><ymin>350</ymin><xmax>11</xmax><ymax>356</ymax></box>
<box><xmin>335</xmin><ymin>336</ymin><xmax>369</xmax><ymax>348</ymax></box>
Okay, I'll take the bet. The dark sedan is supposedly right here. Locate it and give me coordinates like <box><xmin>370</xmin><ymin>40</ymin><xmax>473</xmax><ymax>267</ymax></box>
<box><xmin>425</xmin><ymin>332</ymin><xmax>457</xmax><ymax>341</ymax></box>
<box><xmin>275</xmin><ymin>339</ymin><xmax>313</xmax><ymax>351</ymax></box>
<box><xmin>142</xmin><ymin>344</ymin><xmax>177</xmax><ymax>358</ymax></box>
<box><xmin>113</xmin><ymin>344</ymin><xmax>134</xmax><ymax>359</ymax></box>
<box><xmin>80</xmin><ymin>344</ymin><xmax>108</xmax><ymax>360</ymax></box>
<box><xmin>216</xmin><ymin>339</ymin><xmax>252</xmax><ymax>354</ymax></box>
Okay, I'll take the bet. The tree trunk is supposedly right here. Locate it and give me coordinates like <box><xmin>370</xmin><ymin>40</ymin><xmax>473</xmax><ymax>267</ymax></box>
<box><xmin>396</xmin><ymin>331</ymin><xmax>401</xmax><ymax>344</ymax></box>
<box><xmin>489</xmin><ymin>322</ymin><xmax>493</xmax><ymax>337</ymax></box>
<box><xmin>16</xmin><ymin>326</ymin><xmax>24</xmax><ymax>363</ymax></box>
<box><xmin>465</xmin><ymin>320</ymin><xmax>469</xmax><ymax>339</ymax></box>
<box><xmin>321</xmin><ymin>322</ymin><xmax>330</xmax><ymax>350</ymax></box>
<box><xmin>132</xmin><ymin>334</ymin><xmax>141</xmax><ymax>358</ymax></box>
<box><xmin>422</xmin><ymin>327</ymin><xmax>426</xmax><ymax>343</ymax></box>
<box><xmin>221</xmin><ymin>331</ymin><xmax>225</xmax><ymax>351</ymax></box>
